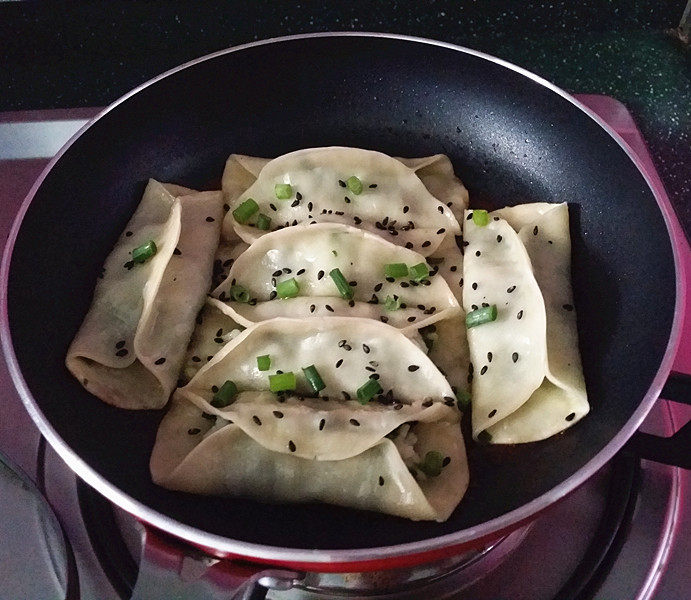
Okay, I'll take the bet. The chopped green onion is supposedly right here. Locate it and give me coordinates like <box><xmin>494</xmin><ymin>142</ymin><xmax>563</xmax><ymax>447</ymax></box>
<box><xmin>302</xmin><ymin>365</ymin><xmax>326</xmax><ymax>393</ymax></box>
<box><xmin>477</xmin><ymin>430</ymin><xmax>493</xmax><ymax>444</ymax></box>
<box><xmin>356</xmin><ymin>378</ymin><xmax>382</xmax><ymax>404</ymax></box>
<box><xmin>274</xmin><ymin>183</ymin><xmax>293</xmax><ymax>199</ymax></box>
<box><xmin>472</xmin><ymin>210</ymin><xmax>489</xmax><ymax>227</ymax></box>
<box><xmin>418</xmin><ymin>451</ymin><xmax>444</xmax><ymax>477</ymax></box>
<box><xmin>257</xmin><ymin>355</ymin><xmax>271</xmax><ymax>371</ymax></box>
<box><xmin>233</xmin><ymin>198</ymin><xmax>259</xmax><ymax>224</ymax></box>
<box><xmin>210</xmin><ymin>380</ymin><xmax>237</xmax><ymax>407</ymax></box>
<box><xmin>409</xmin><ymin>262</ymin><xmax>429</xmax><ymax>282</ymax></box>
<box><xmin>466</xmin><ymin>304</ymin><xmax>498</xmax><ymax>328</ymax></box>
<box><xmin>276</xmin><ymin>277</ymin><xmax>300</xmax><ymax>298</ymax></box>
<box><xmin>384</xmin><ymin>295</ymin><xmax>401</xmax><ymax>311</ymax></box>
<box><xmin>269</xmin><ymin>371</ymin><xmax>296</xmax><ymax>392</ymax></box>
<box><xmin>346</xmin><ymin>176</ymin><xmax>363</xmax><ymax>195</ymax></box>
<box><xmin>256</xmin><ymin>213</ymin><xmax>272</xmax><ymax>230</ymax></box>
<box><xmin>230</xmin><ymin>284</ymin><xmax>250</xmax><ymax>303</ymax></box>
<box><xmin>329</xmin><ymin>268</ymin><xmax>353</xmax><ymax>300</ymax></box>
<box><xmin>456</xmin><ymin>390</ymin><xmax>471</xmax><ymax>412</ymax></box>
<box><xmin>132</xmin><ymin>240</ymin><xmax>157</xmax><ymax>264</ymax></box>
<box><xmin>384</xmin><ymin>263</ymin><xmax>408</xmax><ymax>278</ymax></box>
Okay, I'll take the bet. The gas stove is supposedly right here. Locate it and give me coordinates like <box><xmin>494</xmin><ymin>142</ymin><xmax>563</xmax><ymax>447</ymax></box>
<box><xmin>0</xmin><ymin>96</ymin><xmax>688</xmax><ymax>600</ymax></box>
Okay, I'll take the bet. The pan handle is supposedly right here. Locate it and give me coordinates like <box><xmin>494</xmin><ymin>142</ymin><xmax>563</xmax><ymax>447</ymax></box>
<box><xmin>129</xmin><ymin>525</ymin><xmax>303</xmax><ymax>600</ymax></box>
<box><xmin>626</xmin><ymin>372</ymin><xmax>691</xmax><ymax>469</ymax></box>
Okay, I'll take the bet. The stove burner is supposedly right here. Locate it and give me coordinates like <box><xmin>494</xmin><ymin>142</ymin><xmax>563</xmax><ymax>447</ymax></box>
<box><xmin>73</xmin><ymin>450</ymin><xmax>641</xmax><ymax>599</ymax></box>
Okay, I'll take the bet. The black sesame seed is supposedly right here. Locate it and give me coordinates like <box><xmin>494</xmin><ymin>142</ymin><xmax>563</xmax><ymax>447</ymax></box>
<box><xmin>188</xmin><ymin>428</ymin><xmax>201</xmax><ymax>435</ymax></box>
<box><xmin>482</xmin><ymin>302</ymin><xmax>489</xmax><ymax>307</ymax></box>
<box><xmin>471</xmin><ymin>304</ymin><xmax>478</xmax><ymax>310</ymax></box>
<box><xmin>154</xmin><ymin>357</ymin><xmax>166</xmax><ymax>365</ymax></box>
<box><xmin>365</xmin><ymin>366</ymin><xmax>376</xmax><ymax>372</ymax></box>
<box><xmin>216</xmin><ymin>328</ymin><xmax>224</xmax><ymax>337</ymax></box>
<box><xmin>344</xmin><ymin>344</ymin><xmax>352</xmax><ymax>351</ymax></box>
<box><xmin>342</xmin><ymin>391</ymin><xmax>351</xmax><ymax>400</ymax></box>
<box><xmin>214</xmin><ymin>337</ymin><xmax>224</xmax><ymax>344</ymax></box>
<box><xmin>115</xmin><ymin>340</ymin><xmax>126</xmax><ymax>349</ymax></box>
<box><xmin>338</xmin><ymin>339</ymin><xmax>347</xmax><ymax>347</ymax></box>
<box><xmin>533</xmin><ymin>226</ymin><xmax>539</xmax><ymax>235</ymax></box>
<box><xmin>566</xmin><ymin>412</ymin><xmax>576</xmax><ymax>422</ymax></box>
<box><xmin>403</xmin><ymin>206</ymin><xmax>409</xmax><ymax>214</ymax></box>
<box><xmin>437</xmin><ymin>206</ymin><xmax>444</xmax><ymax>214</ymax></box>
<box><xmin>123</xmin><ymin>260</ymin><xmax>134</xmax><ymax>270</ymax></box>
<box><xmin>310</xmin><ymin>304</ymin><xmax>316</xmax><ymax>313</ymax></box>
<box><xmin>269</xmin><ymin>203</ymin><xmax>277</xmax><ymax>211</ymax></box>
<box><xmin>348</xmin><ymin>299</ymin><xmax>355</xmax><ymax>307</ymax></box>
<box><xmin>496</xmin><ymin>235</ymin><xmax>503</xmax><ymax>243</ymax></box>
<box><xmin>374</xmin><ymin>283</ymin><xmax>383</xmax><ymax>292</ymax></box>
<box><xmin>512</xmin><ymin>352</ymin><xmax>519</xmax><ymax>363</ymax></box>
<box><xmin>563</xmin><ymin>304</ymin><xmax>574</xmax><ymax>311</ymax></box>
<box><xmin>407</xmin><ymin>316</ymin><xmax>417</xmax><ymax>322</ymax></box>
<box><xmin>369</xmin><ymin>373</ymin><xmax>380</xmax><ymax>379</ymax></box>
<box><xmin>493</xmin><ymin>216</ymin><xmax>500</xmax><ymax>221</ymax></box>
<box><xmin>517</xmin><ymin>310</ymin><xmax>524</xmax><ymax>320</ymax></box>
<box><xmin>325</xmin><ymin>304</ymin><xmax>334</xmax><ymax>312</ymax></box>
<box><xmin>404</xmin><ymin>242</ymin><xmax>414</xmax><ymax>249</ymax></box>
<box><xmin>362</xmin><ymin>344</ymin><xmax>370</xmax><ymax>354</ymax></box>
<box><xmin>400</xmin><ymin>303</ymin><xmax>407</xmax><ymax>309</ymax></box>
<box><xmin>207</xmin><ymin>356</ymin><xmax>213</xmax><ymax>361</ymax></box>
<box><xmin>273</xmin><ymin>411</ymin><xmax>284</xmax><ymax>419</ymax></box>
<box><xmin>386</xmin><ymin>276</ymin><xmax>395</xmax><ymax>283</ymax></box>
<box><xmin>211</xmin><ymin>385</ymin><xmax>219</xmax><ymax>393</ymax></box>
<box><xmin>380</xmin><ymin>316</ymin><xmax>389</xmax><ymax>323</ymax></box>
<box><xmin>223</xmin><ymin>203</ymin><xmax>230</xmax><ymax>212</ymax></box>
<box><xmin>206</xmin><ymin>216</ymin><xmax>215</xmax><ymax>222</ymax></box>
<box><xmin>466</xmin><ymin>213</ymin><xmax>473</xmax><ymax>220</ymax></box>
<box><xmin>338</xmin><ymin>179</ymin><xmax>346</xmax><ymax>187</ymax></box>
<box><xmin>487</xmin><ymin>352</ymin><xmax>493</xmax><ymax>362</ymax></box>
<box><xmin>283</xmin><ymin>267</ymin><xmax>292</xmax><ymax>274</ymax></box>
<box><xmin>248</xmin><ymin>298</ymin><xmax>257</xmax><ymax>306</ymax></box>
<box><xmin>272</xmin><ymin>270</ymin><xmax>282</xmax><ymax>277</ymax></box>
<box><xmin>125</xmin><ymin>231</ymin><xmax>133</xmax><ymax>237</ymax></box>
<box><xmin>480</xmin><ymin>365</ymin><xmax>488</xmax><ymax>375</ymax></box>
<box><xmin>269</xmin><ymin>291</ymin><xmax>277</xmax><ymax>300</ymax></box>
<box><xmin>437</xmin><ymin>228</ymin><xmax>446</xmax><ymax>234</ymax></box>
<box><xmin>319</xmin><ymin>419</ymin><xmax>326</xmax><ymax>430</ymax></box>
<box><xmin>450</xmin><ymin>265</ymin><xmax>458</xmax><ymax>272</ymax></box>
<box><xmin>400</xmin><ymin>282</ymin><xmax>410</xmax><ymax>288</ymax></box>
<box><xmin>115</xmin><ymin>348</ymin><xmax>128</xmax><ymax>357</ymax></box>
<box><xmin>335</xmin><ymin>210</ymin><xmax>345</xmax><ymax>216</ymax></box>
<box><xmin>350</xmin><ymin>419</ymin><xmax>360</xmax><ymax>426</ymax></box>
<box><xmin>296</xmin><ymin>192</ymin><xmax>303</xmax><ymax>201</ymax></box>
<box><xmin>307</xmin><ymin>202</ymin><xmax>313</xmax><ymax>211</ymax></box>
<box><xmin>408</xmin><ymin>365</ymin><xmax>420</xmax><ymax>372</ymax></box>
<box><xmin>276</xmin><ymin>370</ymin><xmax>283</xmax><ymax>374</ymax></box>
<box><xmin>173</xmin><ymin>247</ymin><xmax>182</xmax><ymax>256</ymax></box>
<box><xmin>442</xmin><ymin>456</ymin><xmax>451</xmax><ymax>467</ymax></box>
<box><xmin>317</xmin><ymin>270</ymin><xmax>325</xmax><ymax>280</ymax></box>
<box><xmin>379</xmin><ymin>476</ymin><xmax>385</xmax><ymax>486</ymax></box>
<box><xmin>353</xmin><ymin>216</ymin><xmax>362</xmax><ymax>224</ymax></box>
<box><xmin>288</xmin><ymin>440</ymin><xmax>296</xmax><ymax>452</ymax></box>
<box><xmin>475</xmin><ymin>250</ymin><xmax>481</xmax><ymax>257</ymax></box>
<box><xmin>421</xmin><ymin>240</ymin><xmax>431</xmax><ymax>248</ymax></box>
<box><xmin>349</xmin><ymin>280</ymin><xmax>357</xmax><ymax>287</ymax></box>
<box><xmin>192</xmin><ymin>355</ymin><xmax>201</xmax><ymax>363</ymax></box>
<box><xmin>368</xmin><ymin>294</ymin><xmax>379</xmax><ymax>304</ymax></box>
<box><xmin>548</xmin><ymin>240</ymin><xmax>553</xmax><ymax>244</ymax></box>
<box><xmin>472</xmin><ymin>282</ymin><xmax>478</xmax><ymax>290</ymax></box>
<box><xmin>444</xmin><ymin>396</ymin><xmax>456</xmax><ymax>406</ymax></box>
<box><xmin>369</xmin><ymin>184</ymin><xmax>378</xmax><ymax>188</ymax></box>
<box><xmin>336</xmin><ymin>359</ymin><xmax>343</xmax><ymax>368</ymax></box>
<box><xmin>291</xmin><ymin>199</ymin><xmax>300</xmax><ymax>207</ymax></box>
<box><xmin>250</xmin><ymin>415</ymin><xmax>261</xmax><ymax>426</ymax></box>
<box><xmin>422</xmin><ymin>399</ymin><xmax>434</xmax><ymax>407</ymax></box>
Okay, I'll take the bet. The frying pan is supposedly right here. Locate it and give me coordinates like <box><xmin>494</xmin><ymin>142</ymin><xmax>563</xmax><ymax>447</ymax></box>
<box><xmin>1</xmin><ymin>32</ymin><xmax>687</xmax><ymax>581</ymax></box>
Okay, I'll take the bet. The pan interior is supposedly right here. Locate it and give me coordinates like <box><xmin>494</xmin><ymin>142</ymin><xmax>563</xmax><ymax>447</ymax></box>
<box><xmin>7</xmin><ymin>36</ymin><xmax>675</xmax><ymax>551</ymax></box>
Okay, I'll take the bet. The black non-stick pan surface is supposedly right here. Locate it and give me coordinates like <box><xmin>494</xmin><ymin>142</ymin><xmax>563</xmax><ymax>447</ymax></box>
<box><xmin>3</xmin><ymin>34</ymin><xmax>679</xmax><ymax>554</ymax></box>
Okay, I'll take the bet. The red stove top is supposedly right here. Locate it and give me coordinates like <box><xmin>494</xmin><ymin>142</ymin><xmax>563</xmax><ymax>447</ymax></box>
<box><xmin>0</xmin><ymin>95</ymin><xmax>688</xmax><ymax>600</ymax></box>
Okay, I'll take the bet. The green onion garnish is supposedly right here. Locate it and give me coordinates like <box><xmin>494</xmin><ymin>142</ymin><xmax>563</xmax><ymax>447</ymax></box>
<box><xmin>356</xmin><ymin>378</ymin><xmax>382</xmax><ymax>404</ymax></box>
<box><xmin>256</xmin><ymin>213</ymin><xmax>272</xmax><ymax>230</ymax></box>
<box><xmin>472</xmin><ymin>210</ymin><xmax>489</xmax><ymax>227</ymax></box>
<box><xmin>210</xmin><ymin>380</ymin><xmax>237</xmax><ymax>408</ymax></box>
<box><xmin>230</xmin><ymin>284</ymin><xmax>250</xmax><ymax>303</ymax></box>
<box><xmin>274</xmin><ymin>183</ymin><xmax>293</xmax><ymax>199</ymax></box>
<box><xmin>384</xmin><ymin>263</ymin><xmax>408</xmax><ymax>278</ymax></box>
<box><xmin>456</xmin><ymin>390</ymin><xmax>471</xmax><ymax>412</ymax></box>
<box><xmin>346</xmin><ymin>176</ymin><xmax>363</xmax><ymax>195</ymax></box>
<box><xmin>257</xmin><ymin>355</ymin><xmax>271</xmax><ymax>371</ymax></box>
<box><xmin>269</xmin><ymin>371</ymin><xmax>296</xmax><ymax>392</ymax></box>
<box><xmin>276</xmin><ymin>277</ymin><xmax>300</xmax><ymax>298</ymax></box>
<box><xmin>302</xmin><ymin>365</ymin><xmax>326</xmax><ymax>393</ymax></box>
<box><xmin>409</xmin><ymin>262</ymin><xmax>429</xmax><ymax>282</ymax></box>
<box><xmin>132</xmin><ymin>240</ymin><xmax>157</xmax><ymax>264</ymax></box>
<box><xmin>418</xmin><ymin>450</ymin><xmax>444</xmax><ymax>477</ymax></box>
<box><xmin>384</xmin><ymin>295</ymin><xmax>401</xmax><ymax>311</ymax></box>
<box><xmin>466</xmin><ymin>304</ymin><xmax>498</xmax><ymax>328</ymax></box>
<box><xmin>329</xmin><ymin>268</ymin><xmax>353</xmax><ymax>300</ymax></box>
<box><xmin>233</xmin><ymin>198</ymin><xmax>259</xmax><ymax>224</ymax></box>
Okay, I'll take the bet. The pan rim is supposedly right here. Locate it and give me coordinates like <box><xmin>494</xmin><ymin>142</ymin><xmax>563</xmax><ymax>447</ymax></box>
<box><xmin>0</xmin><ymin>31</ymin><xmax>684</xmax><ymax>565</ymax></box>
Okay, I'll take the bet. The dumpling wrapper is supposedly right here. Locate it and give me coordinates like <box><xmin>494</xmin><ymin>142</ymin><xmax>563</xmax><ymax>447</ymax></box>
<box><xmin>66</xmin><ymin>180</ymin><xmax>223</xmax><ymax>409</ymax></box>
<box><xmin>152</xmin><ymin>316</ymin><xmax>467</xmax><ymax>521</ymax></box>
<box><xmin>179</xmin><ymin>299</ymin><xmax>244</xmax><ymax>385</ymax></box>
<box><xmin>221</xmin><ymin>147</ymin><xmax>461</xmax><ymax>256</ymax></box>
<box><xmin>151</xmin><ymin>396</ymin><xmax>467</xmax><ymax>522</ymax></box>
<box><xmin>462</xmin><ymin>203</ymin><xmax>588</xmax><ymax>443</ymax></box>
<box><xmin>212</xmin><ymin>223</ymin><xmax>460</xmax><ymax>331</ymax></box>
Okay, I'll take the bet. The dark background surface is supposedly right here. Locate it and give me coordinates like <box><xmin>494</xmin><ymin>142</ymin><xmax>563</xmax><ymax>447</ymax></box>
<box><xmin>1</xmin><ymin>1</ymin><xmax>688</xmax><ymax>236</ymax></box>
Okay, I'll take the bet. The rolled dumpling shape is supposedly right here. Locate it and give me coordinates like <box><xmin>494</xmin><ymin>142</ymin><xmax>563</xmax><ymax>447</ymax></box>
<box><xmin>462</xmin><ymin>204</ymin><xmax>588</xmax><ymax>443</ymax></box>
<box><xmin>221</xmin><ymin>147</ymin><xmax>461</xmax><ymax>256</ymax></box>
<box><xmin>212</xmin><ymin>223</ymin><xmax>460</xmax><ymax>331</ymax></box>
<box><xmin>66</xmin><ymin>180</ymin><xmax>223</xmax><ymax>409</ymax></box>
<box><xmin>151</xmin><ymin>317</ymin><xmax>468</xmax><ymax>521</ymax></box>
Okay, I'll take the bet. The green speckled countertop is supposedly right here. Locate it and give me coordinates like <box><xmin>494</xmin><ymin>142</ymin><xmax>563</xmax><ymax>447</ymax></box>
<box><xmin>1</xmin><ymin>1</ymin><xmax>688</xmax><ymax>234</ymax></box>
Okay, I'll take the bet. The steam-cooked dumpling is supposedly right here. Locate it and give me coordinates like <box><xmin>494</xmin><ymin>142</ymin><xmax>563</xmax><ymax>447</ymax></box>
<box><xmin>66</xmin><ymin>180</ymin><xmax>223</xmax><ymax>409</ymax></box>
<box><xmin>462</xmin><ymin>204</ymin><xmax>588</xmax><ymax>443</ymax></box>
<box><xmin>221</xmin><ymin>147</ymin><xmax>461</xmax><ymax>256</ymax></box>
<box><xmin>212</xmin><ymin>223</ymin><xmax>460</xmax><ymax>331</ymax></box>
<box><xmin>151</xmin><ymin>317</ymin><xmax>468</xmax><ymax>521</ymax></box>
